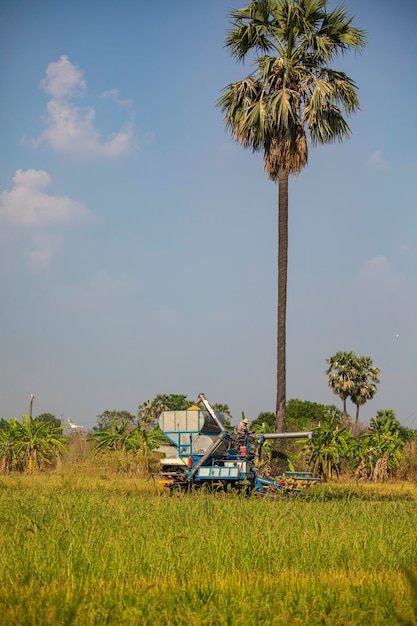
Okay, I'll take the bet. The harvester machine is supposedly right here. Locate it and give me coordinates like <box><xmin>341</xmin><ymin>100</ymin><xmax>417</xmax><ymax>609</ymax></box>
<box><xmin>158</xmin><ymin>393</ymin><xmax>320</xmax><ymax>495</ymax></box>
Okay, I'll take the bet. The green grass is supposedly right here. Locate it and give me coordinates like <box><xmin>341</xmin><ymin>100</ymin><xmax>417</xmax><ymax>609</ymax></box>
<box><xmin>0</xmin><ymin>475</ymin><xmax>416</xmax><ymax>625</ymax></box>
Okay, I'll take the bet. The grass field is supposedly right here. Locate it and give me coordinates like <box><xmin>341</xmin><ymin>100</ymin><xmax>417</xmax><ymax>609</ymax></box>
<box><xmin>0</xmin><ymin>475</ymin><xmax>416</xmax><ymax>625</ymax></box>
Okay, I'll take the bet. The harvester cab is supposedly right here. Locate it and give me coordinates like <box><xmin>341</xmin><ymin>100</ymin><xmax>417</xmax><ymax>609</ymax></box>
<box><xmin>158</xmin><ymin>393</ymin><xmax>320</xmax><ymax>495</ymax></box>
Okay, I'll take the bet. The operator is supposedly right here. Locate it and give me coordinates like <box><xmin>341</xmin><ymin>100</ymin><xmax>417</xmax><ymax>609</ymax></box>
<box><xmin>234</xmin><ymin>416</ymin><xmax>249</xmax><ymax>436</ymax></box>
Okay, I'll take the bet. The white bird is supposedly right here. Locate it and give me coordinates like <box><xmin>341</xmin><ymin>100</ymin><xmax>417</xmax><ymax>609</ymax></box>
<box><xmin>67</xmin><ymin>418</ymin><xmax>83</xmax><ymax>429</ymax></box>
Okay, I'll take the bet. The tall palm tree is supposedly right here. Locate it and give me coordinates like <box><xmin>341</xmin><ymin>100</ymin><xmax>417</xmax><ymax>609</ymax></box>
<box><xmin>325</xmin><ymin>350</ymin><xmax>359</xmax><ymax>415</ymax></box>
<box><xmin>217</xmin><ymin>0</ymin><xmax>365</xmax><ymax>431</ymax></box>
<box><xmin>350</xmin><ymin>356</ymin><xmax>380</xmax><ymax>427</ymax></box>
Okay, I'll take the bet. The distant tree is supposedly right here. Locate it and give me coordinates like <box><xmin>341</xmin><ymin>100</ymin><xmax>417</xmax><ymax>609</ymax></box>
<box><xmin>95</xmin><ymin>410</ymin><xmax>135</xmax><ymax>432</ymax></box>
<box><xmin>166</xmin><ymin>395</ymin><xmax>193</xmax><ymax>411</ymax></box>
<box><xmin>250</xmin><ymin>411</ymin><xmax>276</xmax><ymax>431</ymax></box>
<box><xmin>138</xmin><ymin>394</ymin><xmax>193</xmax><ymax>428</ymax></box>
<box><xmin>34</xmin><ymin>413</ymin><xmax>62</xmax><ymax>428</ymax></box>
<box><xmin>287</xmin><ymin>399</ymin><xmax>343</xmax><ymax>431</ymax></box>
<box><xmin>326</xmin><ymin>352</ymin><xmax>380</xmax><ymax>427</ymax></box>
<box><xmin>370</xmin><ymin>409</ymin><xmax>414</xmax><ymax>443</ymax></box>
<box><xmin>212</xmin><ymin>403</ymin><xmax>233</xmax><ymax>428</ymax></box>
<box><xmin>325</xmin><ymin>351</ymin><xmax>358</xmax><ymax>415</ymax></box>
<box><xmin>250</xmin><ymin>402</ymin><xmax>343</xmax><ymax>432</ymax></box>
<box><xmin>350</xmin><ymin>356</ymin><xmax>380</xmax><ymax>427</ymax></box>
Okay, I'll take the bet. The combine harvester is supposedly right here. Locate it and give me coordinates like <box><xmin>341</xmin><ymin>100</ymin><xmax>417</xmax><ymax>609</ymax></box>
<box><xmin>159</xmin><ymin>393</ymin><xmax>320</xmax><ymax>495</ymax></box>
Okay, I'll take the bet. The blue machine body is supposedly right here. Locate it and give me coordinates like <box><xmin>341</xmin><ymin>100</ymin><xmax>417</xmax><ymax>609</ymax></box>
<box><xmin>158</xmin><ymin>395</ymin><xmax>320</xmax><ymax>493</ymax></box>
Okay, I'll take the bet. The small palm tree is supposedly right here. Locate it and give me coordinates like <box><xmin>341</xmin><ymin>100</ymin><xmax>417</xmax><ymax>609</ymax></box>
<box><xmin>325</xmin><ymin>351</ymin><xmax>358</xmax><ymax>415</ymax></box>
<box><xmin>350</xmin><ymin>356</ymin><xmax>380</xmax><ymax>427</ymax></box>
<box><xmin>218</xmin><ymin>0</ymin><xmax>366</xmax><ymax>431</ymax></box>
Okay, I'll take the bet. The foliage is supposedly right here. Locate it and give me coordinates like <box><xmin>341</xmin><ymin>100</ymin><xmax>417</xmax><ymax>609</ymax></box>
<box><xmin>371</xmin><ymin>409</ymin><xmax>415</xmax><ymax>443</ymax></box>
<box><xmin>250</xmin><ymin>401</ymin><xmax>344</xmax><ymax>432</ymax></box>
<box><xmin>397</xmin><ymin>441</ymin><xmax>417</xmax><ymax>482</ymax></box>
<box><xmin>212</xmin><ymin>403</ymin><xmax>232</xmax><ymax>427</ymax></box>
<box><xmin>325</xmin><ymin>350</ymin><xmax>359</xmax><ymax>415</ymax></box>
<box><xmin>90</xmin><ymin>420</ymin><xmax>165</xmax><ymax>476</ymax></box>
<box><xmin>0</xmin><ymin>416</ymin><xmax>67</xmax><ymax>474</ymax></box>
<box><xmin>250</xmin><ymin>411</ymin><xmax>275</xmax><ymax>431</ymax></box>
<box><xmin>91</xmin><ymin>420</ymin><xmax>134</xmax><ymax>452</ymax></box>
<box><xmin>349</xmin><ymin>426</ymin><xmax>404</xmax><ymax>482</ymax></box>
<box><xmin>137</xmin><ymin>394</ymin><xmax>193</xmax><ymax>428</ymax></box>
<box><xmin>218</xmin><ymin>0</ymin><xmax>365</xmax><ymax>432</ymax></box>
<box><xmin>95</xmin><ymin>410</ymin><xmax>135</xmax><ymax>432</ymax></box>
<box><xmin>350</xmin><ymin>355</ymin><xmax>380</xmax><ymax>425</ymax></box>
<box><xmin>251</xmin><ymin>417</ymin><xmax>276</xmax><ymax>465</ymax></box>
<box><xmin>302</xmin><ymin>416</ymin><xmax>351</xmax><ymax>479</ymax></box>
<box><xmin>137</xmin><ymin>394</ymin><xmax>232</xmax><ymax>428</ymax></box>
<box><xmin>33</xmin><ymin>412</ymin><xmax>62</xmax><ymax>428</ymax></box>
<box><xmin>287</xmin><ymin>399</ymin><xmax>344</xmax><ymax>431</ymax></box>
<box><xmin>326</xmin><ymin>351</ymin><xmax>380</xmax><ymax>425</ymax></box>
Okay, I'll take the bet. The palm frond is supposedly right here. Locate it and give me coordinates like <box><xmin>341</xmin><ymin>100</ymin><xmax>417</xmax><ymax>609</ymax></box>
<box><xmin>218</xmin><ymin>0</ymin><xmax>366</xmax><ymax>176</ymax></box>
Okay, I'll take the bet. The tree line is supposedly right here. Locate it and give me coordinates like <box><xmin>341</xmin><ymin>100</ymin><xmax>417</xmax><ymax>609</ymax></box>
<box><xmin>0</xmin><ymin>351</ymin><xmax>414</xmax><ymax>478</ymax></box>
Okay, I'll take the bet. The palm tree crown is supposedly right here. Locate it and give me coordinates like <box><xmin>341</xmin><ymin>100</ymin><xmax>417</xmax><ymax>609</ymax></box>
<box><xmin>350</xmin><ymin>356</ymin><xmax>380</xmax><ymax>425</ymax></box>
<box><xmin>325</xmin><ymin>350</ymin><xmax>359</xmax><ymax>415</ymax></box>
<box><xmin>218</xmin><ymin>0</ymin><xmax>365</xmax><ymax>431</ymax></box>
<box><xmin>326</xmin><ymin>351</ymin><xmax>380</xmax><ymax>429</ymax></box>
<box><xmin>218</xmin><ymin>0</ymin><xmax>366</xmax><ymax>180</ymax></box>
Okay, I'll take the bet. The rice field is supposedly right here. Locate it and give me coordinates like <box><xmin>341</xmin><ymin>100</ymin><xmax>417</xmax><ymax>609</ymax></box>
<box><xmin>0</xmin><ymin>475</ymin><xmax>416</xmax><ymax>625</ymax></box>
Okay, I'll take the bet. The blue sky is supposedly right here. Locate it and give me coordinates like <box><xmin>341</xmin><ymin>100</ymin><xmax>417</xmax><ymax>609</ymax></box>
<box><xmin>1</xmin><ymin>0</ymin><xmax>416</xmax><ymax>430</ymax></box>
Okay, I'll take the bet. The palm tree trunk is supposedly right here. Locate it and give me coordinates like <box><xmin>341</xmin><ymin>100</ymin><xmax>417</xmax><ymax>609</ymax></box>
<box><xmin>355</xmin><ymin>404</ymin><xmax>360</xmax><ymax>432</ymax></box>
<box><xmin>276</xmin><ymin>170</ymin><xmax>288</xmax><ymax>433</ymax></box>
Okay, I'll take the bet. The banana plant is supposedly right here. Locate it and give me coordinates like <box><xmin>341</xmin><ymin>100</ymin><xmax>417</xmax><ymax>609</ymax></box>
<box><xmin>301</xmin><ymin>417</ymin><xmax>351</xmax><ymax>480</ymax></box>
<box><xmin>1</xmin><ymin>416</ymin><xmax>67</xmax><ymax>473</ymax></box>
<box><xmin>348</xmin><ymin>429</ymin><xmax>404</xmax><ymax>481</ymax></box>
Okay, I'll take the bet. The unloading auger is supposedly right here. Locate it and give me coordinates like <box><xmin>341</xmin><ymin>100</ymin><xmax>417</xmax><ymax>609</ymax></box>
<box><xmin>158</xmin><ymin>393</ymin><xmax>320</xmax><ymax>494</ymax></box>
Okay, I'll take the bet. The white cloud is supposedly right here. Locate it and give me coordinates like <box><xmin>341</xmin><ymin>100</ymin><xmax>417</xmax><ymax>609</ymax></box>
<box><xmin>357</xmin><ymin>255</ymin><xmax>405</xmax><ymax>285</ymax></box>
<box><xmin>101</xmin><ymin>88</ymin><xmax>133</xmax><ymax>109</ymax></box>
<box><xmin>40</xmin><ymin>54</ymin><xmax>86</xmax><ymax>100</ymax></box>
<box><xmin>27</xmin><ymin>233</ymin><xmax>62</xmax><ymax>269</ymax></box>
<box><xmin>34</xmin><ymin>55</ymin><xmax>136</xmax><ymax>158</ymax></box>
<box><xmin>0</xmin><ymin>169</ymin><xmax>90</xmax><ymax>226</ymax></box>
<box><xmin>367</xmin><ymin>150</ymin><xmax>389</xmax><ymax>170</ymax></box>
